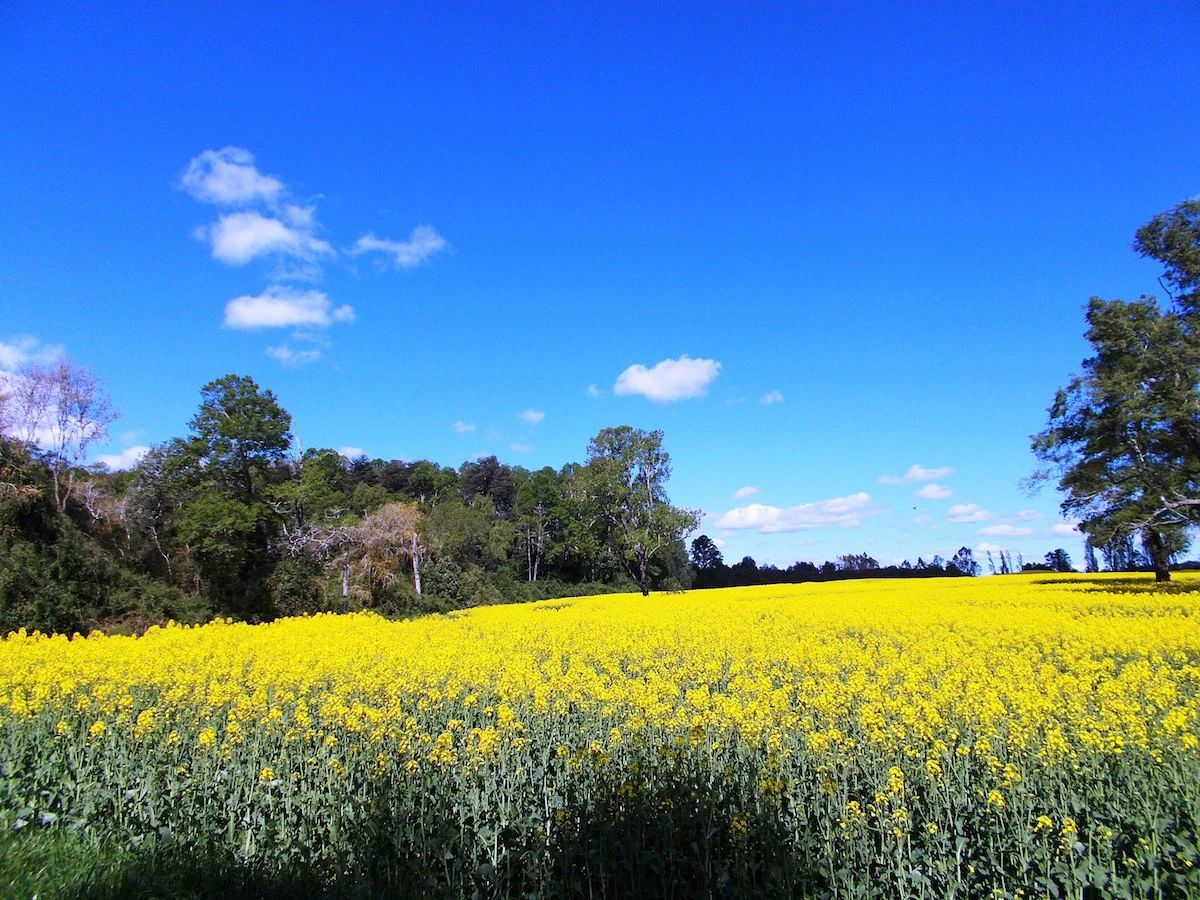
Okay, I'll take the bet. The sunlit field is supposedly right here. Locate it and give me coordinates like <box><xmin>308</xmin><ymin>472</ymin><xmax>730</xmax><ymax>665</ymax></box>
<box><xmin>3</xmin><ymin>574</ymin><xmax>1199</xmax><ymax>897</ymax></box>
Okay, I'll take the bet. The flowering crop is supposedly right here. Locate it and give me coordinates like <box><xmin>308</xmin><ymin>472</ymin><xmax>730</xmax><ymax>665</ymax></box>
<box><xmin>1</xmin><ymin>574</ymin><xmax>1199</xmax><ymax>895</ymax></box>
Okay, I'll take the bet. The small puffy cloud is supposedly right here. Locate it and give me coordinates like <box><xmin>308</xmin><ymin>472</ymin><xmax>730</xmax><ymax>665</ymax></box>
<box><xmin>518</xmin><ymin>409</ymin><xmax>545</xmax><ymax>426</ymax></box>
<box><xmin>452</xmin><ymin>420</ymin><xmax>476</xmax><ymax>435</ymax></box>
<box><xmin>733</xmin><ymin>486</ymin><xmax>760</xmax><ymax>499</ymax></box>
<box><xmin>586</xmin><ymin>384</ymin><xmax>603</xmax><ymax>398</ymax></box>
<box><xmin>979</xmin><ymin>524</ymin><xmax>1033</xmax><ymax>537</ymax></box>
<box><xmin>916</xmin><ymin>483</ymin><xmax>953</xmax><ymax>500</ymax></box>
<box><xmin>181</xmin><ymin>147</ymin><xmax>284</xmax><ymax>205</ymax></box>
<box><xmin>878</xmin><ymin>464</ymin><xmax>955</xmax><ymax>485</ymax></box>
<box><xmin>96</xmin><ymin>444</ymin><xmax>150</xmax><ymax>471</ymax></box>
<box><xmin>265</xmin><ymin>344</ymin><xmax>322</xmax><ymax>367</ymax></box>
<box><xmin>1052</xmin><ymin>521</ymin><xmax>1080</xmax><ymax>536</ymax></box>
<box><xmin>353</xmin><ymin>226</ymin><xmax>447</xmax><ymax>268</ymax></box>
<box><xmin>948</xmin><ymin>503</ymin><xmax>991</xmax><ymax>523</ymax></box>
<box><xmin>0</xmin><ymin>335</ymin><xmax>64</xmax><ymax>370</ymax></box>
<box><xmin>760</xmin><ymin>390</ymin><xmax>784</xmax><ymax>406</ymax></box>
<box><xmin>338</xmin><ymin>446</ymin><xmax>366</xmax><ymax>459</ymax></box>
<box><xmin>224</xmin><ymin>287</ymin><xmax>354</xmax><ymax>330</ymax></box>
<box><xmin>614</xmin><ymin>355</ymin><xmax>721</xmax><ymax>403</ymax></box>
<box><xmin>713</xmin><ymin>492</ymin><xmax>874</xmax><ymax>533</ymax></box>
<box><xmin>205</xmin><ymin>209</ymin><xmax>333</xmax><ymax>266</ymax></box>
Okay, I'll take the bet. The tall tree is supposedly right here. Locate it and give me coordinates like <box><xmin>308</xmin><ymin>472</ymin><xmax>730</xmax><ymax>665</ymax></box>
<box><xmin>583</xmin><ymin>426</ymin><xmax>700</xmax><ymax>595</ymax></box>
<box><xmin>1134</xmin><ymin>198</ymin><xmax>1200</xmax><ymax>313</ymax></box>
<box><xmin>950</xmin><ymin>546</ymin><xmax>979</xmax><ymax>576</ymax></box>
<box><xmin>1032</xmin><ymin>298</ymin><xmax>1199</xmax><ymax>581</ymax></box>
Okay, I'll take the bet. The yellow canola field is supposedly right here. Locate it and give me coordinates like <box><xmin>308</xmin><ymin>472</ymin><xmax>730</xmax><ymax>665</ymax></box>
<box><xmin>2</xmin><ymin>574</ymin><xmax>1199</xmax><ymax>896</ymax></box>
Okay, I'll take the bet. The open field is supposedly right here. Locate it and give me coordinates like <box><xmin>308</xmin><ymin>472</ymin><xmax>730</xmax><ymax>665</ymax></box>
<box><xmin>2</xmin><ymin>574</ymin><xmax>1199</xmax><ymax>897</ymax></box>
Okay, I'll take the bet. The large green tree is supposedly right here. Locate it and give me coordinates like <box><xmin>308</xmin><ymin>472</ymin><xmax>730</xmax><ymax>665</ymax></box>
<box><xmin>583</xmin><ymin>426</ymin><xmax>700</xmax><ymax>595</ymax></box>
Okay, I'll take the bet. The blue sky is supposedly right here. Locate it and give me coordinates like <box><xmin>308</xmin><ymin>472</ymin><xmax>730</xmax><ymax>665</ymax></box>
<box><xmin>1</xmin><ymin>2</ymin><xmax>1197</xmax><ymax>567</ymax></box>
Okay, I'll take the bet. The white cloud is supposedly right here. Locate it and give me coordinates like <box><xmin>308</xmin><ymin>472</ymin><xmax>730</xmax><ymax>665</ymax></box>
<box><xmin>452</xmin><ymin>420</ymin><xmax>476</xmax><ymax>435</ymax></box>
<box><xmin>265</xmin><ymin>344</ymin><xmax>322</xmax><ymax>367</ymax></box>
<box><xmin>948</xmin><ymin>503</ymin><xmax>991</xmax><ymax>523</ymax></box>
<box><xmin>1015</xmin><ymin>509</ymin><xmax>1044</xmax><ymax>521</ymax></box>
<box><xmin>879</xmin><ymin>464</ymin><xmax>955</xmax><ymax>485</ymax></box>
<box><xmin>96</xmin><ymin>444</ymin><xmax>150</xmax><ymax>471</ymax></box>
<box><xmin>586</xmin><ymin>384</ymin><xmax>603</xmax><ymax>398</ymax></box>
<box><xmin>733</xmin><ymin>485</ymin><xmax>760</xmax><ymax>499</ymax></box>
<box><xmin>181</xmin><ymin>147</ymin><xmax>284</xmax><ymax>206</ymax></box>
<box><xmin>614</xmin><ymin>355</ymin><xmax>721</xmax><ymax>403</ymax></box>
<box><xmin>979</xmin><ymin>524</ymin><xmax>1033</xmax><ymax>537</ymax></box>
<box><xmin>518</xmin><ymin>408</ymin><xmax>545</xmax><ymax>426</ymax></box>
<box><xmin>976</xmin><ymin>542</ymin><xmax>1010</xmax><ymax>553</ymax></box>
<box><xmin>916</xmin><ymin>483</ymin><xmax>953</xmax><ymax>500</ymax></box>
<box><xmin>509</xmin><ymin>442</ymin><xmax>533</xmax><ymax>453</ymax></box>
<box><xmin>760</xmin><ymin>390</ymin><xmax>784</xmax><ymax>406</ymax></box>
<box><xmin>338</xmin><ymin>446</ymin><xmax>366</xmax><ymax>459</ymax></box>
<box><xmin>713</xmin><ymin>492</ymin><xmax>874</xmax><ymax>533</ymax></box>
<box><xmin>223</xmin><ymin>287</ymin><xmax>355</xmax><ymax>330</ymax></box>
<box><xmin>1052</xmin><ymin>522</ymin><xmax>1080</xmax><ymax>536</ymax></box>
<box><xmin>0</xmin><ymin>336</ymin><xmax>64</xmax><ymax>370</ymax></box>
<box><xmin>205</xmin><ymin>209</ymin><xmax>332</xmax><ymax>266</ymax></box>
<box><xmin>353</xmin><ymin>226</ymin><xmax>447</xmax><ymax>268</ymax></box>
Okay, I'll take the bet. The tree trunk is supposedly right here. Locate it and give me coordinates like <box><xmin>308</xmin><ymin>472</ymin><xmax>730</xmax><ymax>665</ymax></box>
<box><xmin>341</xmin><ymin>560</ymin><xmax>350</xmax><ymax>611</ymax></box>
<box><xmin>411</xmin><ymin>533</ymin><xmax>422</xmax><ymax>596</ymax></box>
<box><xmin>1144</xmin><ymin>529</ymin><xmax>1172</xmax><ymax>582</ymax></box>
<box><xmin>638</xmin><ymin>552</ymin><xmax>650</xmax><ymax>596</ymax></box>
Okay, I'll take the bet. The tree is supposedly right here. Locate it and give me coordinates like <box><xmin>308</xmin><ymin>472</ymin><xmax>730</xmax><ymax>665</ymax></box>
<box><xmin>583</xmin><ymin>427</ymin><xmax>700</xmax><ymax>595</ymax></box>
<box><xmin>950</xmin><ymin>546</ymin><xmax>979</xmax><ymax>576</ymax></box>
<box><xmin>1135</xmin><ymin>198</ymin><xmax>1200</xmax><ymax>313</ymax></box>
<box><xmin>185</xmin><ymin>374</ymin><xmax>293</xmax><ymax>503</ymax></box>
<box><xmin>1083</xmin><ymin>539</ymin><xmax>1099</xmax><ymax>574</ymax></box>
<box><xmin>1032</xmin><ymin>298</ymin><xmax>1199</xmax><ymax>581</ymax></box>
<box><xmin>1044</xmin><ymin>549</ymin><xmax>1073</xmax><ymax>573</ymax></box>
<box><xmin>355</xmin><ymin>501</ymin><xmax>424</xmax><ymax>600</ymax></box>
<box><xmin>689</xmin><ymin>534</ymin><xmax>727</xmax><ymax>588</ymax></box>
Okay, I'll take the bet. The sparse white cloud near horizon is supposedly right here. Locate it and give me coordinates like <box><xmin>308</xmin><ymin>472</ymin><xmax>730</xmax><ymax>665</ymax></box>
<box><xmin>181</xmin><ymin>147</ymin><xmax>284</xmax><ymax>206</ymax></box>
<box><xmin>1015</xmin><ymin>509</ymin><xmax>1044</xmax><ymax>521</ymax></box>
<box><xmin>713</xmin><ymin>491</ymin><xmax>874</xmax><ymax>533</ymax></box>
<box><xmin>916</xmin><ymin>483</ymin><xmax>953</xmax><ymax>500</ymax></box>
<box><xmin>975</xmin><ymin>542</ymin><xmax>1010</xmax><ymax>554</ymax></box>
<box><xmin>223</xmin><ymin>287</ymin><xmax>355</xmax><ymax>330</ymax></box>
<box><xmin>878</xmin><ymin>464</ymin><xmax>955</xmax><ymax>485</ymax></box>
<box><xmin>338</xmin><ymin>446</ymin><xmax>367</xmax><ymax>459</ymax></box>
<box><xmin>96</xmin><ymin>444</ymin><xmax>150</xmax><ymax>471</ymax></box>
<box><xmin>353</xmin><ymin>226</ymin><xmax>447</xmax><ymax>268</ymax></box>
<box><xmin>1052</xmin><ymin>522</ymin><xmax>1081</xmax><ymax>536</ymax></box>
<box><xmin>452</xmin><ymin>420</ymin><xmax>476</xmax><ymax>435</ymax></box>
<box><xmin>509</xmin><ymin>442</ymin><xmax>533</xmax><ymax>453</ymax></box>
<box><xmin>760</xmin><ymin>390</ymin><xmax>784</xmax><ymax>406</ymax></box>
<box><xmin>614</xmin><ymin>355</ymin><xmax>721</xmax><ymax>403</ymax></box>
<box><xmin>0</xmin><ymin>336</ymin><xmax>64</xmax><ymax>370</ymax></box>
<box><xmin>979</xmin><ymin>524</ymin><xmax>1033</xmax><ymax>537</ymax></box>
<box><xmin>733</xmin><ymin>485</ymin><xmax>760</xmax><ymax>499</ymax></box>
<box><xmin>947</xmin><ymin>503</ymin><xmax>991</xmax><ymax>523</ymax></box>
<box><xmin>518</xmin><ymin>409</ymin><xmax>545</xmax><ymax>426</ymax></box>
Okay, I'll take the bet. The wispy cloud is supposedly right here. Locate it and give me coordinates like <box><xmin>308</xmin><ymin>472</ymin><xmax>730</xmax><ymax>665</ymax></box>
<box><xmin>96</xmin><ymin>444</ymin><xmax>150</xmax><ymax>471</ymax></box>
<box><xmin>713</xmin><ymin>491</ymin><xmax>875</xmax><ymax>533</ymax></box>
<box><xmin>223</xmin><ymin>287</ymin><xmax>355</xmax><ymax>330</ymax></box>
<box><xmin>509</xmin><ymin>442</ymin><xmax>533</xmax><ymax>453</ymax></box>
<box><xmin>979</xmin><ymin>524</ymin><xmax>1032</xmax><ymax>537</ymax></box>
<box><xmin>0</xmin><ymin>335</ymin><xmax>64</xmax><ymax>370</ymax></box>
<box><xmin>879</xmin><ymin>464</ymin><xmax>955</xmax><ymax>485</ymax></box>
<box><xmin>452</xmin><ymin>420</ymin><xmax>476</xmax><ymax>435</ymax></box>
<box><xmin>1052</xmin><ymin>521</ymin><xmax>1080</xmax><ymax>536</ymax></box>
<box><xmin>614</xmin><ymin>355</ymin><xmax>721</xmax><ymax>403</ymax></box>
<box><xmin>265</xmin><ymin>344</ymin><xmax>323</xmax><ymax>367</ymax></box>
<box><xmin>760</xmin><ymin>389</ymin><xmax>784</xmax><ymax>406</ymax></box>
<box><xmin>733</xmin><ymin>485</ymin><xmax>760</xmax><ymax>499</ymax></box>
<box><xmin>181</xmin><ymin>147</ymin><xmax>284</xmax><ymax>206</ymax></box>
<box><xmin>518</xmin><ymin>409</ymin><xmax>545</xmax><ymax>426</ymax></box>
<box><xmin>338</xmin><ymin>446</ymin><xmax>367</xmax><ymax>459</ymax></box>
<box><xmin>916</xmin><ymin>483</ymin><xmax>953</xmax><ymax>500</ymax></box>
<box><xmin>947</xmin><ymin>503</ymin><xmax>991</xmax><ymax>523</ymax></box>
<box><xmin>353</xmin><ymin>226</ymin><xmax>447</xmax><ymax>268</ymax></box>
<box><xmin>586</xmin><ymin>384</ymin><xmax>603</xmax><ymax>398</ymax></box>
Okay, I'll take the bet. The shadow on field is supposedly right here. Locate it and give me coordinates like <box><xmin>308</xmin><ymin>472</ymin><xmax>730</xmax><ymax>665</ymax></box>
<box><xmin>5</xmin><ymin>770</ymin><xmax>820</xmax><ymax>899</ymax></box>
<box><xmin>1033</xmin><ymin>575</ymin><xmax>1200</xmax><ymax>594</ymax></box>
